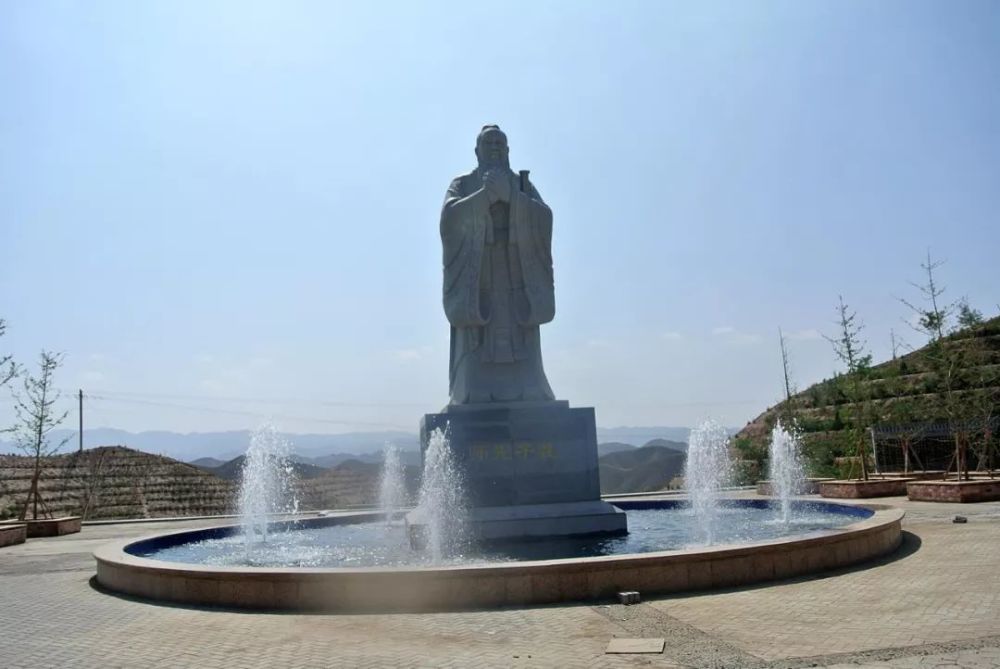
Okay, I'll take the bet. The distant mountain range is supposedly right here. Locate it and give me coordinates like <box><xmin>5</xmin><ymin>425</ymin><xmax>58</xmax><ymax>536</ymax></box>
<box><xmin>599</xmin><ymin>442</ymin><xmax>687</xmax><ymax>494</ymax></box>
<box><xmin>0</xmin><ymin>428</ymin><xmax>420</xmax><ymax>462</ymax></box>
<box><xmin>0</xmin><ymin>426</ymin><xmax>708</xmax><ymax>462</ymax></box>
<box><xmin>200</xmin><ymin>455</ymin><xmax>330</xmax><ymax>482</ymax></box>
<box><xmin>1</xmin><ymin>434</ymin><xmax>691</xmax><ymax>519</ymax></box>
<box><xmin>596</xmin><ymin>427</ymin><xmax>693</xmax><ymax>447</ymax></box>
<box><xmin>193</xmin><ymin>437</ymin><xmax>688</xmax><ymax>498</ymax></box>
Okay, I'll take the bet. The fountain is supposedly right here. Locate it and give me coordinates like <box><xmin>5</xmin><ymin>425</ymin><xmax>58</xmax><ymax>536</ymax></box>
<box><xmin>93</xmin><ymin>127</ymin><xmax>904</xmax><ymax>611</ymax></box>
<box><xmin>408</xmin><ymin>428</ymin><xmax>467</xmax><ymax>560</ymax></box>
<box><xmin>768</xmin><ymin>421</ymin><xmax>806</xmax><ymax>524</ymax></box>
<box><xmin>378</xmin><ymin>443</ymin><xmax>408</xmax><ymax>525</ymax></box>
<box><xmin>684</xmin><ymin>419</ymin><xmax>733</xmax><ymax>545</ymax></box>
<box><xmin>238</xmin><ymin>423</ymin><xmax>298</xmax><ymax>549</ymax></box>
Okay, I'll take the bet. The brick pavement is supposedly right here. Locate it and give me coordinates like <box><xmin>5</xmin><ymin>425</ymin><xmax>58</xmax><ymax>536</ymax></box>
<box><xmin>650</xmin><ymin>499</ymin><xmax>1000</xmax><ymax>662</ymax></box>
<box><xmin>819</xmin><ymin>646</ymin><xmax>1000</xmax><ymax>669</ymax></box>
<box><xmin>1</xmin><ymin>496</ymin><xmax>999</xmax><ymax>668</ymax></box>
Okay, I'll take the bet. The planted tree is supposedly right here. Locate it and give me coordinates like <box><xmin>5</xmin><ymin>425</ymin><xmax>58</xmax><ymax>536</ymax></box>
<box><xmin>11</xmin><ymin>351</ymin><xmax>69</xmax><ymax>520</ymax></box>
<box><xmin>969</xmin><ymin>362</ymin><xmax>999</xmax><ymax>478</ymax></box>
<box><xmin>0</xmin><ymin>318</ymin><xmax>17</xmax><ymax>389</ymax></box>
<box><xmin>778</xmin><ymin>327</ymin><xmax>797</xmax><ymax>424</ymax></box>
<box><xmin>964</xmin><ymin>316</ymin><xmax>999</xmax><ymax>477</ymax></box>
<box><xmin>897</xmin><ymin>254</ymin><xmax>990</xmax><ymax>480</ymax></box>
<box><xmin>824</xmin><ymin>296</ymin><xmax>873</xmax><ymax>480</ymax></box>
<box><xmin>899</xmin><ymin>251</ymin><xmax>952</xmax><ymax>343</ymax></box>
<box><xmin>957</xmin><ymin>298</ymin><xmax>984</xmax><ymax>329</ymax></box>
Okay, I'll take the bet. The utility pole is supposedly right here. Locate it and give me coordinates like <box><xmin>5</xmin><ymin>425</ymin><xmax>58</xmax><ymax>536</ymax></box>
<box><xmin>78</xmin><ymin>389</ymin><xmax>83</xmax><ymax>453</ymax></box>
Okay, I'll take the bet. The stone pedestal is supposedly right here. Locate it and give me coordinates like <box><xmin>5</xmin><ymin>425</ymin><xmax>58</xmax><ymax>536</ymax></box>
<box><xmin>413</xmin><ymin>401</ymin><xmax>627</xmax><ymax>541</ymax></box>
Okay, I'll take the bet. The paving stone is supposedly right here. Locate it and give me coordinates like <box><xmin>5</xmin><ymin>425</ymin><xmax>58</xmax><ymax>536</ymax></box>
<box><xmin>606</xmin><ymin>638</ymin><xmax>666</xmax><ymax>654</ymax></box>
<box><xmin>1</xmin><ymin>497</ymin><xmax>1000</xmax><ymax>668</ymax></box>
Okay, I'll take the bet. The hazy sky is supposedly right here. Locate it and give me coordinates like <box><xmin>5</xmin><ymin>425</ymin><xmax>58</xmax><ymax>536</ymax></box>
<box><xmin>1</xmin><ymin>1</ymin><xmax>998</xmax><ymax>436</ymax></box>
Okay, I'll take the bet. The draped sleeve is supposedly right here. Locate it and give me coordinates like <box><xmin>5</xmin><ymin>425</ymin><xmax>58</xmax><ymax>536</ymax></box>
<box><xmin>440</xmin><ymin>174</ymin><xmax>490</xmax><ymax>327</ymax></box>
<box><xmin>510</xmin><ymin>180</ymin><xmax>555</xmax><ymax>325</ymax></box>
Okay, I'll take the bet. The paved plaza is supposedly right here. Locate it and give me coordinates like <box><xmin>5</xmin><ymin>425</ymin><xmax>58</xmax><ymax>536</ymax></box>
<box><xmin>2</xmin><ymin>496</ymin><xmax>1000</xmax><ymax>668</ymax></box>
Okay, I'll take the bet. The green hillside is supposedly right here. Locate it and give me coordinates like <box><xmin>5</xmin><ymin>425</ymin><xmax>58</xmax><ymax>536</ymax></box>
<box><xmin>734</xmin><ymin>316</ymin><xmax>1000</xmax><ymax>480</ymax></box>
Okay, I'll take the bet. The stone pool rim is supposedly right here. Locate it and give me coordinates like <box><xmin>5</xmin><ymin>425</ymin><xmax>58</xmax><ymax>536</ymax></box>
<box><xmin>94</xmin><ymin>498</ymin><xmax>904</xmax><ymax>612</ymax></box>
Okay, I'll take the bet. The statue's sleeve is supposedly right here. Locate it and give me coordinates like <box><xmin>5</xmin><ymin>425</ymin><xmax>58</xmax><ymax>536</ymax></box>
<box><xmin>440</xmin><ymin>176</ymin><xmax>489</xmax><ymax>327</ymax></box>
<box><xmin>511</xmin><ymin>181</ymin><xmax>555</xmax><ymax>325</ymax></box>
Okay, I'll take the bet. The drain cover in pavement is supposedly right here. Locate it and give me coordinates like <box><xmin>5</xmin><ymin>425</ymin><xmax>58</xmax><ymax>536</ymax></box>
<box><xmin>605</xmin><ymin>638</ymin><xmax>665</xmax><ymax>654</ymax></box>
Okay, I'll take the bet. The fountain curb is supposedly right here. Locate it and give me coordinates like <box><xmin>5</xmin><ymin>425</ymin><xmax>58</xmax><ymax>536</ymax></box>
<box><xmin>94</xmin><ymin>501</ymin><xmax>904</xmax><ymax>612</ymax></box>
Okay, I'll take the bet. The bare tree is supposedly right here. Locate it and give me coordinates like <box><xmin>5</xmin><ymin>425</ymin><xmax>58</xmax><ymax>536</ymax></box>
<box><xmin>778</xmin><ymin>328</ymin><xmax>795</xmax><ymax>403</ymax></box>
<box><xmin>11</xmin><ymin>351</ymin><xmax>69</xmax><ymax>520</ymax></box>
<box><xmin>899</xmin><ymin>250</ymin><xmax>953</xmax><ymax>342</ymax></box>
<box><xmin>896</xmin><ymin>256</ymin><xmax>990</xmax><ymax>480</ymax></box>
<box><xmin>970</xmin><ymin>374</ymin><xmax>998</xmax><ymax>478</ymax></box>
<box><xmin>0</xmin><ymin>319</ymin><xmax>18</xmax><ymax>390</ymax></box>
<box><xmin>74</xmin><ymin>448</ymin><xmax>111</xmax><ymax>520</ymax></box>
<box><xmin>777</xmin><ymin>327</ymin><xmax>799</xmax><ymax>430</ymax></box>
<box><xmin>824</xmin><ymin>296</ymin><xmax>873</xmax><ymax>480</ymax></box>
<box><xmin>889</xmin><ymin>329</ymin><xmax>904</xmax><ymax>361</ymax></box>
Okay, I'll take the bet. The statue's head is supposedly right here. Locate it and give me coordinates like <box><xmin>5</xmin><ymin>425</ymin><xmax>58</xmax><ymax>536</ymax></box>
<box><xmin>475</xmin><ymin>125</ymin><xmax>510</xmax><ymax>170</ymax></box>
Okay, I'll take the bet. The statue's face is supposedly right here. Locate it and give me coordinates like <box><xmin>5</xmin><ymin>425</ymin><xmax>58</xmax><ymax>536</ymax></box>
<box><xmin>476</xmin><ymin>130</ymin><xmax>509</xmax><ymax>169</ymax></box>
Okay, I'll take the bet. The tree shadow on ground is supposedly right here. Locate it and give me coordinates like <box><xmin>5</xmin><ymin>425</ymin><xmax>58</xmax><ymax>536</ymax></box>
<box><xmin>660</xmin><ymin>529</ymin><xmax>923</xmax><ymax>603</ymax></box>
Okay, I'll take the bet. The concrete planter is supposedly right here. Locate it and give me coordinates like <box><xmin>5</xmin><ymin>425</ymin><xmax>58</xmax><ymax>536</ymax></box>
<box><xmin>820</xmin><ymin>479</ymin><xmax>914</xmax><ymax>499</ymax></box>
<box><xmin>0</xmin><ymin>516</ymin><xmax>83</xmax><ymax>537</ymax></box>
<box><xmin>756</xmin><ymin>478</ymin><xmax>834</xmax><ymax>496</ymax></box>
<box><xmin>876</xmin><ymin>471</ymin><xmax>946</xmax><ymax>481</ymax></box>
<box><xmin>907</xmin><ymin>479</ymin><xmax>1000</xmax><ymax>503</ymax></box>
<box><xmin>0</xmin><ymin>524</ymin><xmax>27</xmax><ymax>548</ymax></box>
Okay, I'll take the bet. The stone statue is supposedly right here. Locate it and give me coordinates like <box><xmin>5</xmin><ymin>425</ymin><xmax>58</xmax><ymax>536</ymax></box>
<box><xmin>416</xmin><ymin>126</ymin><xmax>627</xmax><ymax>541</ymax></box>
<box><xmin>440</xmin><ymin>125</ymin><xmax>557</xmax><ymax>405</ymax></box>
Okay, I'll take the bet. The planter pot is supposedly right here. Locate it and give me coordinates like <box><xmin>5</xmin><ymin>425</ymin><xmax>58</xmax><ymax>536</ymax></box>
<box><xmin>876</xmin><ymin>470</ymin><xmax>946</xmax><ymax>481</ymax></box>
<box><xmin>820</xmin><ymin>479</ymin><xmax>914</xmax><ymax>499</ymax></box>
<box><xmin>906</xmin><ymin>479</ymin><xmax>1000</xmax><ymax>503</ymax></box>
<box><xmin>756</xmin><ymin>478</ymin><xmax>835</xmax><ymax>496</ymax></box>
<box><xmin>0</xmin><ymin>524</ymin><xmax>27</xmax><ymax>547</ymax></box>
<box><xmin>0</xmin><ymin>516</ymin><xmax>82</xmax><ymax>537</ymax></box>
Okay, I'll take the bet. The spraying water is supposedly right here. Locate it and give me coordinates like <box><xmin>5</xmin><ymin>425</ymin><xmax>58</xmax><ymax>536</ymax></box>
<box><xmin>238</xmin><ymin>423</ymin><xmax>298</xmax><ymax>549</ymax></box>
<box><xmin>684</xmin><ymin>419</ymin><xmax>733</xmax><ymax>545</ymax></box>
<box><xmin>378</xmin><ymin>443</ymin><xmax>408</xmax><ymax>524</ymax></box>
<box><xmin>768</xmin><ymin>421</ymin><xmax>806</xmax><ymax>524</ymax></box>
<box><xmin>413</xmin><ymin>427</ymin><xmax>467</xmax><ymax>562</ymax></box>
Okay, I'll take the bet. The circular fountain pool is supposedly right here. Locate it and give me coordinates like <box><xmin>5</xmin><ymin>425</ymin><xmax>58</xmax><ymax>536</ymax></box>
<box><xmin>95</xmin><ymin>498</ymin><xmax>903</xmax><ymax>612</ymax></box>
<box><xmin>130</xmin><ymin>499</ymin><xmax>870</xmax><ymax>568</ymax></box>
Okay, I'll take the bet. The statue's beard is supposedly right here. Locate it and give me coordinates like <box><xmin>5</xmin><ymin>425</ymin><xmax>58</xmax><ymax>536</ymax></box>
<box><xmin>478</xmin><ymin>155</ymin><xmax>510</xmax><ymax>172</ymax></box>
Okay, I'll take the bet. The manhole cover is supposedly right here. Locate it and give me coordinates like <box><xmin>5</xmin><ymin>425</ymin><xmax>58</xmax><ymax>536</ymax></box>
<box><xmin>605</xmin><ymin>638</ymin><xmax>665</xmax><ymax>654</ymax></box>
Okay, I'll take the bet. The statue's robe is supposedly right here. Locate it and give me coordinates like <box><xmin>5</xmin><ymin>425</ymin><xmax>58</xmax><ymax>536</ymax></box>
<box><xmin>440</xmin><ymin>167</ymin><xmax>556</xmax><ymax>404</ymax></box>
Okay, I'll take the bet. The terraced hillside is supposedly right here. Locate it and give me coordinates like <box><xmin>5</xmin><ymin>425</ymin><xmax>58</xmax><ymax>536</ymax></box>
<box><xmin>734</xmin><ymin>316</ymin><xmax>1000</xmax><ymax>478</ymax></box>
<box><xmin>0</xmin><ymin>446</ymin><xmax>235</xmax><ymax>520</ymax></box>
<box><xmin>196</xmin><ymin>455</ymin><xmax>329</xmax><ymax>482</ymax></box>
<box><xmin>0</xmin><ymin>446</ymin><xmax>426</xmax><ymax>520</ymax></box>
<box><xmin>297</xmin><ymin>460</ymin><xmax>420</xmax><ymax>510</ymax></box>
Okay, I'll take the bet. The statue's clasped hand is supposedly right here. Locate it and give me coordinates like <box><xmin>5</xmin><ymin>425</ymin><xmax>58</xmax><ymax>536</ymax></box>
<box><xmin>484</xmin><ymin>170</ymin><xmax>511</xmax><ymax>203</ymax></box>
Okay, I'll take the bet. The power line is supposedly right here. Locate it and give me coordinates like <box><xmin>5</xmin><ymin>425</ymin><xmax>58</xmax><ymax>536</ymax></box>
<box><xmin>85</xmin><ymin>394</ymin><xmax>411</xmax><ymax>430</ymax></box>
<box><xmin>3</xmin><ymin>388</ymin><xmax>770</xmax><ymax>412</ymax></box>
<box><xmin>59</xmin><ymin>388</ymin><xmax>431</xmax><ymax>409</ymax></box>
<box><xmin>73</xmin><ymin>388</ymin><xmax>768</xmax><ymax>409</ymax></box>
